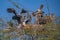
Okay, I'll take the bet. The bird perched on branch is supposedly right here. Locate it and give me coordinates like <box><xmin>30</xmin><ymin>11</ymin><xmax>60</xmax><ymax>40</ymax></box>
<box><xmin>7</xmin><ymin>8</ymin><xmax>22</xmax><ymax>24</ymax></box>
<box><xmin>32</xmin><ymin>4</ymin><xmax>45</xmax><ymax>24</ymax></box>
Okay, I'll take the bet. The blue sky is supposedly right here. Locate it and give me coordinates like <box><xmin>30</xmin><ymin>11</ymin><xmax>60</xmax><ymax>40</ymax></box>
<box><xmin>0</xmin><ymin>0</ymin><xmax>60</xmax><ymax>21</ymax></box>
